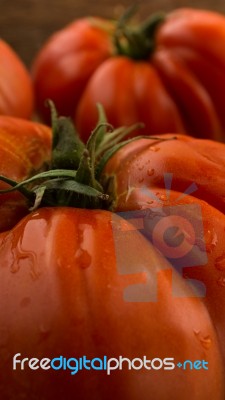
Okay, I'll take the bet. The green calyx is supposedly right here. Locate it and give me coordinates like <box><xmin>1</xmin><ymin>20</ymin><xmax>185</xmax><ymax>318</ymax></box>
<box><xmin>113</xmin><ymin>5</ymin><xmax>165</xmax><ymax>60</ymax></box>
<box><xmin>0</xmin><ymin>102</ymin><xmax>177</xmax><ymax>212</ymax></box>
<box><xmin>0</xmin><ymin>102</ymin><xmax>145</xmax><ymax>211</ymax></box>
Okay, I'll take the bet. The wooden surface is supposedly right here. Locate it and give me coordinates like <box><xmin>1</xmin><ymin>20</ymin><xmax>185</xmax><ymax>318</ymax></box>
<box><xmin>1</xmin><ymin>0</ymin><xmax>225</xmax><ymax>67</ymax></box>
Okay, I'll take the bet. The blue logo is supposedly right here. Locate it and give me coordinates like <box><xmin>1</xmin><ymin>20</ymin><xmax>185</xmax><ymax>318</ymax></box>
<box><xmin>112</xmin><ymin>173</ymin><xmax>207</xmax><ymax>302</ymax></box>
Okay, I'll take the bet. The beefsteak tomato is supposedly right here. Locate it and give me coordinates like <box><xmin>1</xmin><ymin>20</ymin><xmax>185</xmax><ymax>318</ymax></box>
<box><xmin>103</xmin><ymin>133</ymin><xmax>225</xmax><ymax>214</ymax></box>
<box><xmin>0</xmin><ymin>112</ymin><xmax>225</xmax><ymax>399</ymax></box>
<box><xmin>0</xmin><ymin>115</ymin><xmax>51</xmax><ymax>232</ymax></box>
<box><xmin>0</xmin><ymin>207</ymin><xmax>224</xmax><ymax>400</ymax></box>
<box><xmin>32</xmin><ymin>8</ymin><xmax>225</xmax><ymax>141</ymax></box>
<box><xmin>0</xmin><ymin>39</ymin><xmax>34</xmax><ymax>119</ymax></box>
<box><xmin>103</xmin><ymin>134</ymin><xmax>225</xmax><ymax>364</ymax></box>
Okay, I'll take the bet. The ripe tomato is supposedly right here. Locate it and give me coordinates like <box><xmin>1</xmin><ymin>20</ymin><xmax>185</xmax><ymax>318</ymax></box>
<box><xmin>103</xmin><ymin>134</ymin><xmax>225</xmax><ymax>214</ymax></box>
<box><xmin>103</xmin><ymin>134</ymin><xmax>225</xmax><ymax>365</ymax></box>
<box><xmin>115</xmin><ymin>186</ymin><xmax>225</xmax><ymax>364</ymax></box>
<box><xmin>0</xmin><ymin>116</ymin><xmax>51</xmax><ymax>231</ymax></box>
<box><xmin>32</xmin><ymin>8</ymin><xmax>225</xmax><ymax>141</ymax></box>
<box><xmin>0</xmin><ymin>207</ymin><xmax>224</xmax><ymax>399</ymax></box>
<box><xmin>0</xmin><ymin>39</ymin><xmax>34</xmax><ymax>118</ymax></box>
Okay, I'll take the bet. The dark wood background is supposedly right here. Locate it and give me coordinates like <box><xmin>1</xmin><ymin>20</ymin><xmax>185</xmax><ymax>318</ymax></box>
<box><xmin>1</xmin><ymin>0</ymin><xmax>225</xmax><ymax>67</ymax></box>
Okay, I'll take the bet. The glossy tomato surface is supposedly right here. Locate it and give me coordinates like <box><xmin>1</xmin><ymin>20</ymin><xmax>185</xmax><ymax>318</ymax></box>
<box><xmin>32</xmin><ymin>8</ymin><xmax>225</xmax><ymax>141</ymax></box>
<box><xmin>0</xmin><ymin>40</ymin><xmax>34</xmax><ymax>119</ymax></box>
<box><xmin>0</xmin><ymin>207</ymin><xmax>224</xmax><ymax>400</ymax></box>
<box><xmin>116</xmin><ymin>187</ymin><xmax>225</xmax><ymax>363</ymax></box>
<box><xmin>104</xmin><ymin>134</ymin><xmax>225</xmax><ymax>213</ymax></box>
<box><xmin>0</xmin><ymin>116</ymin><xmax>51</xmax><ymax>232</ymax></box>
<box><xmin>103</xmin><ymin>134</ymin><xmax>225</xmax><ymax>366</ymax></box>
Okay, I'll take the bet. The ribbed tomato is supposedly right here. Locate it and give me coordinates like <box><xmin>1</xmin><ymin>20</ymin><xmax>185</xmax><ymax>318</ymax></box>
<box><xmin>0</xmin><ymin>113</ymin><xmax>224</xmax><ymax>399</ymax></box>
<box><xmin>32</xmin><ymin>8</ymin><xmax>225</xmax><ymax>141</ymax></box>
<box><xmin>0</xmin><ymin>115</ymin><xmax>51</xmax><ymax>231</ymax></box>
<box><xmin>103</xmin><ymin>134</ymin><xmax>225</xmax><ymax>213</ymax></box>
<box><xmin>103</xmin><ymin>134</ymin><xmax>225</xmax><ymax>365</ymax></box>
<box><xmin>0</xmin><ymin>207</ymin><xmax>224</xmax><ymax>400</ymax></box>
<box><xmin>0</xmin><ymin>39</ymin><xmax>34</xmax><ymax>118</ymax></box>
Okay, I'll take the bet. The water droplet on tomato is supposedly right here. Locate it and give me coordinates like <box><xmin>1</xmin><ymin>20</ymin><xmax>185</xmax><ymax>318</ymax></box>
<box><xmin>149</xmin><ymin>146</ymin><xmax>160</xmax><ymax>152</ymax></box>
<box><xmin>147</xmin><ymin>168</ymin><xmax>154</xmax><ymax>176</ymax></box>
<box><xmin>217</xmin><ymin>276</ymin><xmax>225</xmax><ymax>287</ymax></box>
<box><xmin>30</xmin><ymin>265</ymin><xmax>41</xmax><ymax>280</ymax></box>
<box><xmin>75</xmin><ymin>248</ymin><xmax>92</xmax><ymax>269</ymax></box>
<box><xmin>200</xmin><ymin>336</ymin><xmax>212</xmax><ymax>350</ymax></box>
<box><xmin>159</xmin><ymin>194</ymin><xmax>167</xmax><ymax>201</ymax></box>
<box><xmin>215</xmin><ymin>253</ymin><xmax>225</xmax><ymax>271</ymax></box>
<box><xmin>138</xmin><ymin>178</ymin><xmax>144</xmax><ymax>183</ymax></box>
<box><xmin>10</xmin><ymin>262</ymin><xmax>20</xmax><ymax>273</ymax></box>
<box><xmin>204</xmin><ymin>229</ymin><xmax>218</xmax><ymax>253</ymax></box>
<box><xmin>194</xmin><ymin>330</ymin><xmax>212</xmax><ymax>349</ymax></box>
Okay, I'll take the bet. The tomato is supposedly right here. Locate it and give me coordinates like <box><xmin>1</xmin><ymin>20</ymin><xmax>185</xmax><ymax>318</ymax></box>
<box><xmin>0</xmin><ymin>207</ymin><xmax>224</xmax><ymax>399</ymax></box>
<box><xmin>0</xmin><ymin>116</ymin><xmax>51</xmax><ymax>232</ymax></box>
<box><xmin>103</xmin><ymin>134</ymin><xmax>225</xmax><ymax>364</ymax></box>
<box><xmin>0</xmin><ymin>39</ymin><xmax>34</xmax><ymax>118</ymax></box>
<box><xmin>115</xmin><ymin>186</ymin><xmax>225</xmax><ymax>364</ymax></box>
<box><xmin>103</xmin><ymin>134</ymin><xmax>225</xmax><ymax>214</ymax></box>
<box><xmin>32</xmin><ymin>8</ymin><xmax>225</xmax><ymax>141</ymax></box>
<box><xmin>0</xmin><ymin>111</ymin><xmax>225</xmax><ymax>398</ymax></box>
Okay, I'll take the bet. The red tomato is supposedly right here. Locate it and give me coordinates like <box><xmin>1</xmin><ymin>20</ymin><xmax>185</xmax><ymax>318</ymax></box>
<box><xmin>0</xmin><ymin>116</ymin><xmax>51</xmax><ymax>231</ymax></box>
<box><xmin>0</xmin><ymin>39</ymin><xmax>34</xmax><ymax>118</ymax></box>
<box><xmin>104</xmin><ymin>134</ymin><xmax>225</xmax><ymax>214</ymax></box>
<box><xmin>0</xmin><ymin>207</ymin><xmax>224</xmax><ymax>399</ymax></box>
<box><xmin>32</xmin><ymin>8</ymin><xmax>225</xmax><ymax>141</ymax></box>
<box><xmin>115</xmin><ymin>187</ymin><xmax>225</xmax><ymax>364</ymax></box>
<box><xmin>103</xmin><ymin>134</ymin><xmax>225</xmax><ymax>365</ymax></box>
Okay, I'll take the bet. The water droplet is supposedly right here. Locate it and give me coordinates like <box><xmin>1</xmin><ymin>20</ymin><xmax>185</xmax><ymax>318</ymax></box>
<box><xmin>147</xmin><ymin>168</ymin><xmax>154</xmax><ymax>176</ymax></box>
<box><xmin>75</xmin><ymin>248</ymin><xmax>92</xmax><ymax>269</ymax></box>
<box><xmin>149</xmin><ymin>146</ymin><xmax>160</xmax><ymax>152</ymax></box>
<box><xmin>200</xmin><ymin>336</ymin><xmax>212</xmax><ymax>350</ymax></box>
<box><xmin>205</xmin><ymin>229</ymin><xmax>218</xmax><ymax>253</ymax></box>
<box><xmin>215</xmin><ymin>253</ymin><xmax>225</xmax><ymax>271</ymax></box>
<box><xmin>194</xmin><ymin>330</ymin><xmax>212</xmax><ymax>349</ymax></box>
<box><xmin>138</xmin><ymin>165</ymin><xmax>144</xmax><ymax>171</ymax></box>
<box><xmin>217</xmin><ymin>276</ymin><xmax>225</xmax><ymax>287</ymax></box>
<box><xmin>30</xmin><ymin>265</ymin><xmax>41</xmax><ymax>281</ymax></box>
<box><xmin>138</xmin><ymin>177</ymin><xmax>144</xmax><ymax>183</ymax></box>
<box><xmin>10</xmin><ymin>262</ymin><xmax>20</xmax><ymax>273</ymax></box>
<box><xmin>159</xmin><ymin>194</ymin><xmax>167</xmax><ymax>201</ymax></box>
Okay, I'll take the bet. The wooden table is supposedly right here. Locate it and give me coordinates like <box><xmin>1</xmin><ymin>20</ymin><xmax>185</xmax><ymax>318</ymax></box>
<box><xmin>1</xmin><ymin>0</ymin><xmax>225</xmax><ymax>67</ymax></box>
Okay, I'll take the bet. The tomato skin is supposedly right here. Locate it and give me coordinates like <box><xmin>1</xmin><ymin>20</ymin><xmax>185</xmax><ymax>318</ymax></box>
<box><xmin>116</xmin><ymin>186</ymin><xmax>225</xmax><ymax>363</ymax></box>
<box><xmin>103</xmin><ymin>134</ymin><xmax>225</xmax><ymax>366</ymax></box>
<box><xmin>32</xmin><ymin>18</ymin><xmax>113</xmax><ymax>122</ymax></box>
<box><xmin>75</xmin><ymin>58</ymin><xmax>184</xmax><ymax>142</ymax></box>
<box><xmin>0</xmin><ymin>116</ymin><xmax>51</xmax><ymax>231</ymax></box>
<box><xmin>104</xmin><ymin>134</ymin><xmax>225</xmax><ymax>214</ymax></box>
<box><xmin>0</xmin><ymin>207</ymin><xmax>224</xmax><ymax>399</ymax></box>
<box><xmin>0</xmin><ymin>40</ymin><xmax>34</xmax><ymax>119</ymax></box>
<box><xmin>32</xmin><ymin>8</ymin><xmax>225</xmax><ymax>141</ymax></box>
